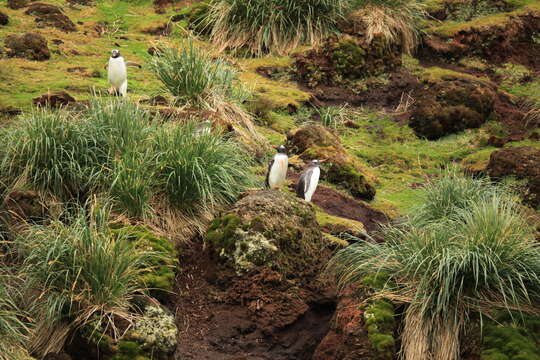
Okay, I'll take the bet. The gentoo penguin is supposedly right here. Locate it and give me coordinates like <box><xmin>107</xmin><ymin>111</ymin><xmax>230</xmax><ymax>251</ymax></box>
<box><xmin>265</xmin><ymin>145</ymin><xmax>288</xmax><ymax>189</ymax></box>
<box><xmin>104</xmin><ymin>49</ymin><xmax>141</xmax><ymax>97</ymax></box>
<box><xmin>296</xmin><ymin>159</ymin><xmax>325</xmax><ymax>202</ymax></box>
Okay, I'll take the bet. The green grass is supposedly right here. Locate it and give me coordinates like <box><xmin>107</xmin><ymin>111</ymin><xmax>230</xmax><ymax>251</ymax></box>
<box><xmin>0</xmin><ymin>99</ymin><xmax>254</xmax><ymax>216</ymax></box>
<box><xmin>149</xmin><ymin>41</ymin><xmax>242</xmax><ymax>106</ymax></box>
<box><xmin>339</xmin><ymin>110</ymin><xmax>483</xmax><ymax>214</ymax></box>
<box><xmin>328</xmin><ymin>172</ymin><xmax>540</xmax><ymax>360</ymax></box>
<box><xmin>16</xmin><ymin>203</ymin><xmax>154</xmax><ymax>356</ymax></box>
<box><xmin>0</xmin><ymin>269</ymin><xmax>31</xmax><ymax>360</ymax></box>
<box><xmin>203</xmin><ymin>0</ymin><xmax>349</xmax><ymax>55</ymax></box>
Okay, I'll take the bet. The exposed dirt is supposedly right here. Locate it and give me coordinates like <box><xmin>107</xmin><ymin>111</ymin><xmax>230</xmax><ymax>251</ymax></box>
<box><xmin>141</xmin><ymin>23</ymin><xmax>172</xmax><ymax>36</ymax></box>
<box><xmin>421</xmin><ymin>12</ymin><xmax>540</xmax><ymax>72</ymax></box>
<box><xmin>7</xmin><ymin>0</ymin><xmax>28</xmax><ymax>9</ymax></box>
<box><xmin>33</xmin><ymin>91</ymin><xmax>76</xmax><ymax>108</ymax></box>
<box><xmin>286</xmin><ymin>172</ymin><xmax>388</xmax><ymax>233</ymax></box>
<box><xmin>297</xmin><ymin>70</ymin><xmax>422</xmax><ymax>111</ymax></box>
<box><xmin>174</xmin><ymin>242</ymin><xmax>336</xmax><ymax>360</ymax></box>
<box><xmin>5</xmin><ymin>32</ymin><xmax>51</xmax><ymax>61</ymax></box>
<box><xmin>25</xmin><ymin>3</ymin><xmax>76</xmax><ymax>32</ymax></box>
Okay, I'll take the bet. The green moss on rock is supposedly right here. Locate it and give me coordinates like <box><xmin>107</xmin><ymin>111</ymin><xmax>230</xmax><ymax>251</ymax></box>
<box><xmin>206</xmin><ymin>190</ymin><xmax>326</xmax><ymax>275</ymax></box>
<box><xmin>481</xmin><ymin>313</ymin><xmax>540</xmax><ymax>360</ymax></box>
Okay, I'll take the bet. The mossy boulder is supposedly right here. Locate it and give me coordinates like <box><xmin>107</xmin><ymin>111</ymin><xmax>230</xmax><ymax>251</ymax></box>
<box><xmin>287</xmin><ymin>125</ymin><xmax>376</xmax><ymax>200</ymax></box>
<box><xmin>487</xmin><ymin>146</ymin><xmax>540</xmax><ymax>208</ymax></box>
<box><xmin>74</xmin><ymin>304</ymin><xmax>177</xmax><ymax>360</ymax></box>
<box><xmin>294</xmin><ymin>34</ymin><xmax>401</xmax><ymax>88</ymax></box>
<box><xmin>206</xmin><ymin>190</ymin><xmax>326</xmax><ymax>275</ymax></box>
<box><xmin>410</xmin><ymin>77</ymin><xmax>496</xmax><ymax>140</ymax></box>
<box><xmin>111</xmin><ymin>225</ymin><xmax>178</xmax><ymax>302</ymax></box>
<box><xmin>5</xmin><ymin>32</ymin><xmax>51</xmax><ymax>61</ymax></box>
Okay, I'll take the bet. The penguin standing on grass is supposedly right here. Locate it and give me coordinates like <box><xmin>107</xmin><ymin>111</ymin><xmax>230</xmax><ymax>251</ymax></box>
<box><xmin>296</xmin><ymin>159</ymin><xmax>325</xmax><ymax>202</ymax></box>
<box><xmin>265</xmin><ymin>145</ymin><xmax>289</xmax><ymax>189</ymax></box>
<box><xmin>104</xmin><ymin>49</ymin><xmax>141</xmax><ymax>97</ymax></box>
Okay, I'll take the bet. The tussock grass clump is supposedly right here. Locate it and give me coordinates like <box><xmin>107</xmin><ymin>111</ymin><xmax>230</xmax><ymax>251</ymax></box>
<box><xmin>349</xmin><ymin>0</ymin><xmax>426</xmax><ymax>54</ymax></box>
<box><xmin>315</xmin><ymin>105</ymin><xmax>348</xmax><ymax>129</ymax></box>
<box><xmin>0</xmin><ymin>100</ymin><xmax>254</xmax><ymax>218</ymax></box>
<box><xmin>150</xmin><ymin>42</ymin><xmax>239</xmax><ymax>107</ymax></box>
<box><xmin>150</xmin><ymin>43</ymin><xmax>265</xmax><ymax>148</ymax></box>
<box><xmin>16</xmin><ymin>205</ymin><xmax>153</xmax><ymax>356</ymax></box>
<box><xmin>203</xmin><ymin>0</ymin><xmax>350</xmax><ymax>55</ymax></box>
<box><xmin>0</xmin><ymin>269</ymin><xmax>31</xmax><ymax>360</ymax></box>
<box><xmin>328</xmin><ymin>172</ymin><xmax>540</xmax><ymax>360</ymax></box>
<box><xmin>154</xmin><ymin>122</ymin><xmax>251</xmax><ymax>212</ymax></box>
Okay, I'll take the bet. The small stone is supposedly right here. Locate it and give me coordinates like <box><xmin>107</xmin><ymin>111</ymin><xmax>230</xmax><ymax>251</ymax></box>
<box><xmin>0</xmin><ymin>11</ymin><xmax>9</xmax><ymax>26</ymax></box>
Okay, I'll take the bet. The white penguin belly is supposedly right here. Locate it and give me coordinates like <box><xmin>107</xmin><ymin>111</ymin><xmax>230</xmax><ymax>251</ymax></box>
<box><xmin>304</xmin><ymin>167</ymin><xmax>320</xmax><ymax>202</ymax></box>
<box><xmin>268</xmin><ymin>155</ymin><xmax>288</xmax><ymax>188</ymax></box>
<box><xmin>108</xmin><ymin>57</ymin><xmax>127</xmax><ymax>88</ymax></box>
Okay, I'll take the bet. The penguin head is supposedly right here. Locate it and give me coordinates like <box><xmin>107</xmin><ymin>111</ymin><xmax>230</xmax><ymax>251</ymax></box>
<box><xmin>273</xmin><ymin>145</ymin><xmax>287</xmax><ymax>154</ymax></box>
<box><xmin>111</xmin><ymin>49</ymin><xmax>121</xmax><ymax>58</ymax></box>
<box><xmin>310</xmin><ymin>159</ymin><xmax>325</xmax><ymax>167</ymax></box>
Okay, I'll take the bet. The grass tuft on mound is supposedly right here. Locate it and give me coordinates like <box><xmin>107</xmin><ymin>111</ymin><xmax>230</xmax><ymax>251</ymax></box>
<box><xmin>328</xmin><ymin>170</ymin><xmax>540</xmax><ymax>360</ymax></box>
<box><xmin>202</xmin><ymin>0</ymin><xmax>349</xmax><ymax>56</ymax></box>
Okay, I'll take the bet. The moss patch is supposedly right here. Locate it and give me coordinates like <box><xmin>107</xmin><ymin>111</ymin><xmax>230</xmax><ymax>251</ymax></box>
<box><xmin>111</xmin><ymin>225</ymin><xmax>178</xmax><ymax>301</ymax></box>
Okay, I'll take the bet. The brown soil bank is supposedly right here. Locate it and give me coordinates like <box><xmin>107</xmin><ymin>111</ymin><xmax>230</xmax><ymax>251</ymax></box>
<box><xmin>421</xmin><ymin>11</ymin><xmax>540</xmax><ymax>71</ymax></box>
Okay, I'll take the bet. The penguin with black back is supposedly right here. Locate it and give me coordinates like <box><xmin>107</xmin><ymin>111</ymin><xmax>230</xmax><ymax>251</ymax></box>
<box><xmin>296</xmin><ymin>159</ymin><xmax>325</xmax><ymax>202</ymax></box>
<box><xmin>104</xmin><ymin>49</ymin><xmax>142</xmax><ymax>97</ymax></box>
<box><xmin>265</xmin><ymin>145</ymin><xmax>289</xmax><ymax>189</ymax></box>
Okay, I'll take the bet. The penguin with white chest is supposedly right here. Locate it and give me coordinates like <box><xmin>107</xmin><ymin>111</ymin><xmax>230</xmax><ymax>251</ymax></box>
<box><xmin>104</xmin><ymin>49</ymin><xmax>141</xmax><ymax>97</ymax></box>
<box><xmin>296</xmin><ymin>159</ymin><xmax>325</xmax><ymax>202</ymax></box>
<box><xmin>265</xmin><ymin>145</ymin><xmax>289</xmax><ymax>189</ymax></box>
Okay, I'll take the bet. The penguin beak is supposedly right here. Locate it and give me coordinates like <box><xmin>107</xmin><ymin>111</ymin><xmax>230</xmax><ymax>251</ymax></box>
<box><xmin>272</xmin><ymin>145</ymin><xmax>279</xmax><ymax>149</ymax></box>
<box><xmin>320</xmin><ymin>159</ymin><xmax>328</xmax><ymax>163</ymax></box>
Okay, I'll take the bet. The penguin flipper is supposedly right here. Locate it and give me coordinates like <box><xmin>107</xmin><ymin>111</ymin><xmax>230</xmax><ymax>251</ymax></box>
<box><xmin>296</xmin><ymin>172</ymin><xmax>307</xmax><ymax>199</ymax></box>
<box><xmin>265</xmin><ymin>159</ymin><xmax>274</xmax><ymax>188</ymax></box>
<box><xmin>126</xmin><ymin>61</ymin><xmax>142</xmax><ymax>68</ymax></box>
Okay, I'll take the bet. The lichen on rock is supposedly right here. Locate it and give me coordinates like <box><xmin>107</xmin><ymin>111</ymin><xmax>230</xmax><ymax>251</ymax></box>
<box><xmin>127</xmin><ymin>305</ymin><xmax>178</xmax><ymax>357</ymax></box>
<box><xmin>206</xmin><ymin>190</ymin><xmax>327</xmax><ymax>275</ymax></box>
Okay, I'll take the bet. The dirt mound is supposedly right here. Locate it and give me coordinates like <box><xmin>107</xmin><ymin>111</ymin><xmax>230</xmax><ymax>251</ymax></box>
<box><xmin>409</xmin><ymin>77</ymin><xmax>496</xmax><ymax>140</ymax></box>
<box><xmin>313</xmin><ymin>287</ymin><xmax>375</xmax><ymax>360</ymax></box>
<box><xmin>422</xmin><ymin>12</ymin><xmax>540</xmax><ymax>71</ymax></box>
<box><xmin>7</xmin><ymin>0</ymin><xmax>29</xmax><ymax>9</ymax></box>
<box><xmin>33</xmin><ymin>91</ymin><xmax>76</xmax><ymax>108</ymax></box>
<box><xmin>141</xmin><ymin>23</ymin><xmax>172</xmax><ymax>36</ymax></box>
<box><xmin>0</xmin><ymin>11</ymin><xmax>9</xmax><ymax>25</ymax></box>
<box><xmin>25</xmin><ymin>3</ymin><xmax>76</xmax><ymax>32</ymax></box>
<box><xmin>4</xmin><ymin>32</ymin><xmax>50</xmax><ymax>61</ymax></box>
<box><xmin>295</xmin><ymin>34</ymin><xmax>401</xmax><ymax>89</ymax></box>
<box><xmin>175</xmin><ymin>241</ymin><xmax>336</xmax><ymax>360</ymax></box>
<box><xmin>487</xmin><ymin>146</ymin><xmax>540</xmax><ymax>207</ymax></box>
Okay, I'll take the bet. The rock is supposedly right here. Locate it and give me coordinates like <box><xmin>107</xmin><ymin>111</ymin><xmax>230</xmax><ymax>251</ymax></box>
<box><xmin>294</xmin><ymin>34</ymin><xmax>401</xmax><ymax>88</ymax></box>
<box><xmin>487</xmin><ymin>146</ymin><xmax>540</xmax><ymax>208</ymax></box>
<box><xmin>409</xmin><ymin>78</ymin><xmax>496</xmax><ymax>140</ymax></box>
<box><xmin>0</xmin><ymin>11</ymin><xmax>9</xmax><ymax>25</ymax></box>
<box><xmin>7</xmin><ymin>0</ymin><xmax>29</xmax><ymax>9</ymax></box>
<box><xmin>128</xmin><ymin>305</ymin><xmax>178</xmax><ymax>357</ymax></box>
<box><xmin>25</xmin><ymin>3</ymin><xmax>76</xmax><ymax>32</ymax></box>
<box><xmin>287</xmin><ymin>125</ymin><xmax>377</xmax><ymax>200</ymax></box>
<box><xmin>70</xmin><ymin>303</ymin><xmax>178</xmax><ymax>360</ymax></box>
<box><xmin>33</xmin><ymin>91</ymin><xmax>76</xmax><ymax>108</ymax></box>
<box><xmin>206</xmin><ymin>190</ymin><xmax>326</xmax><ymax>275</ymax></box>
<box><xmin>5</xmin><ymin>32</ymin><xmax>50</xmax><ymax>61</ymax></box>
